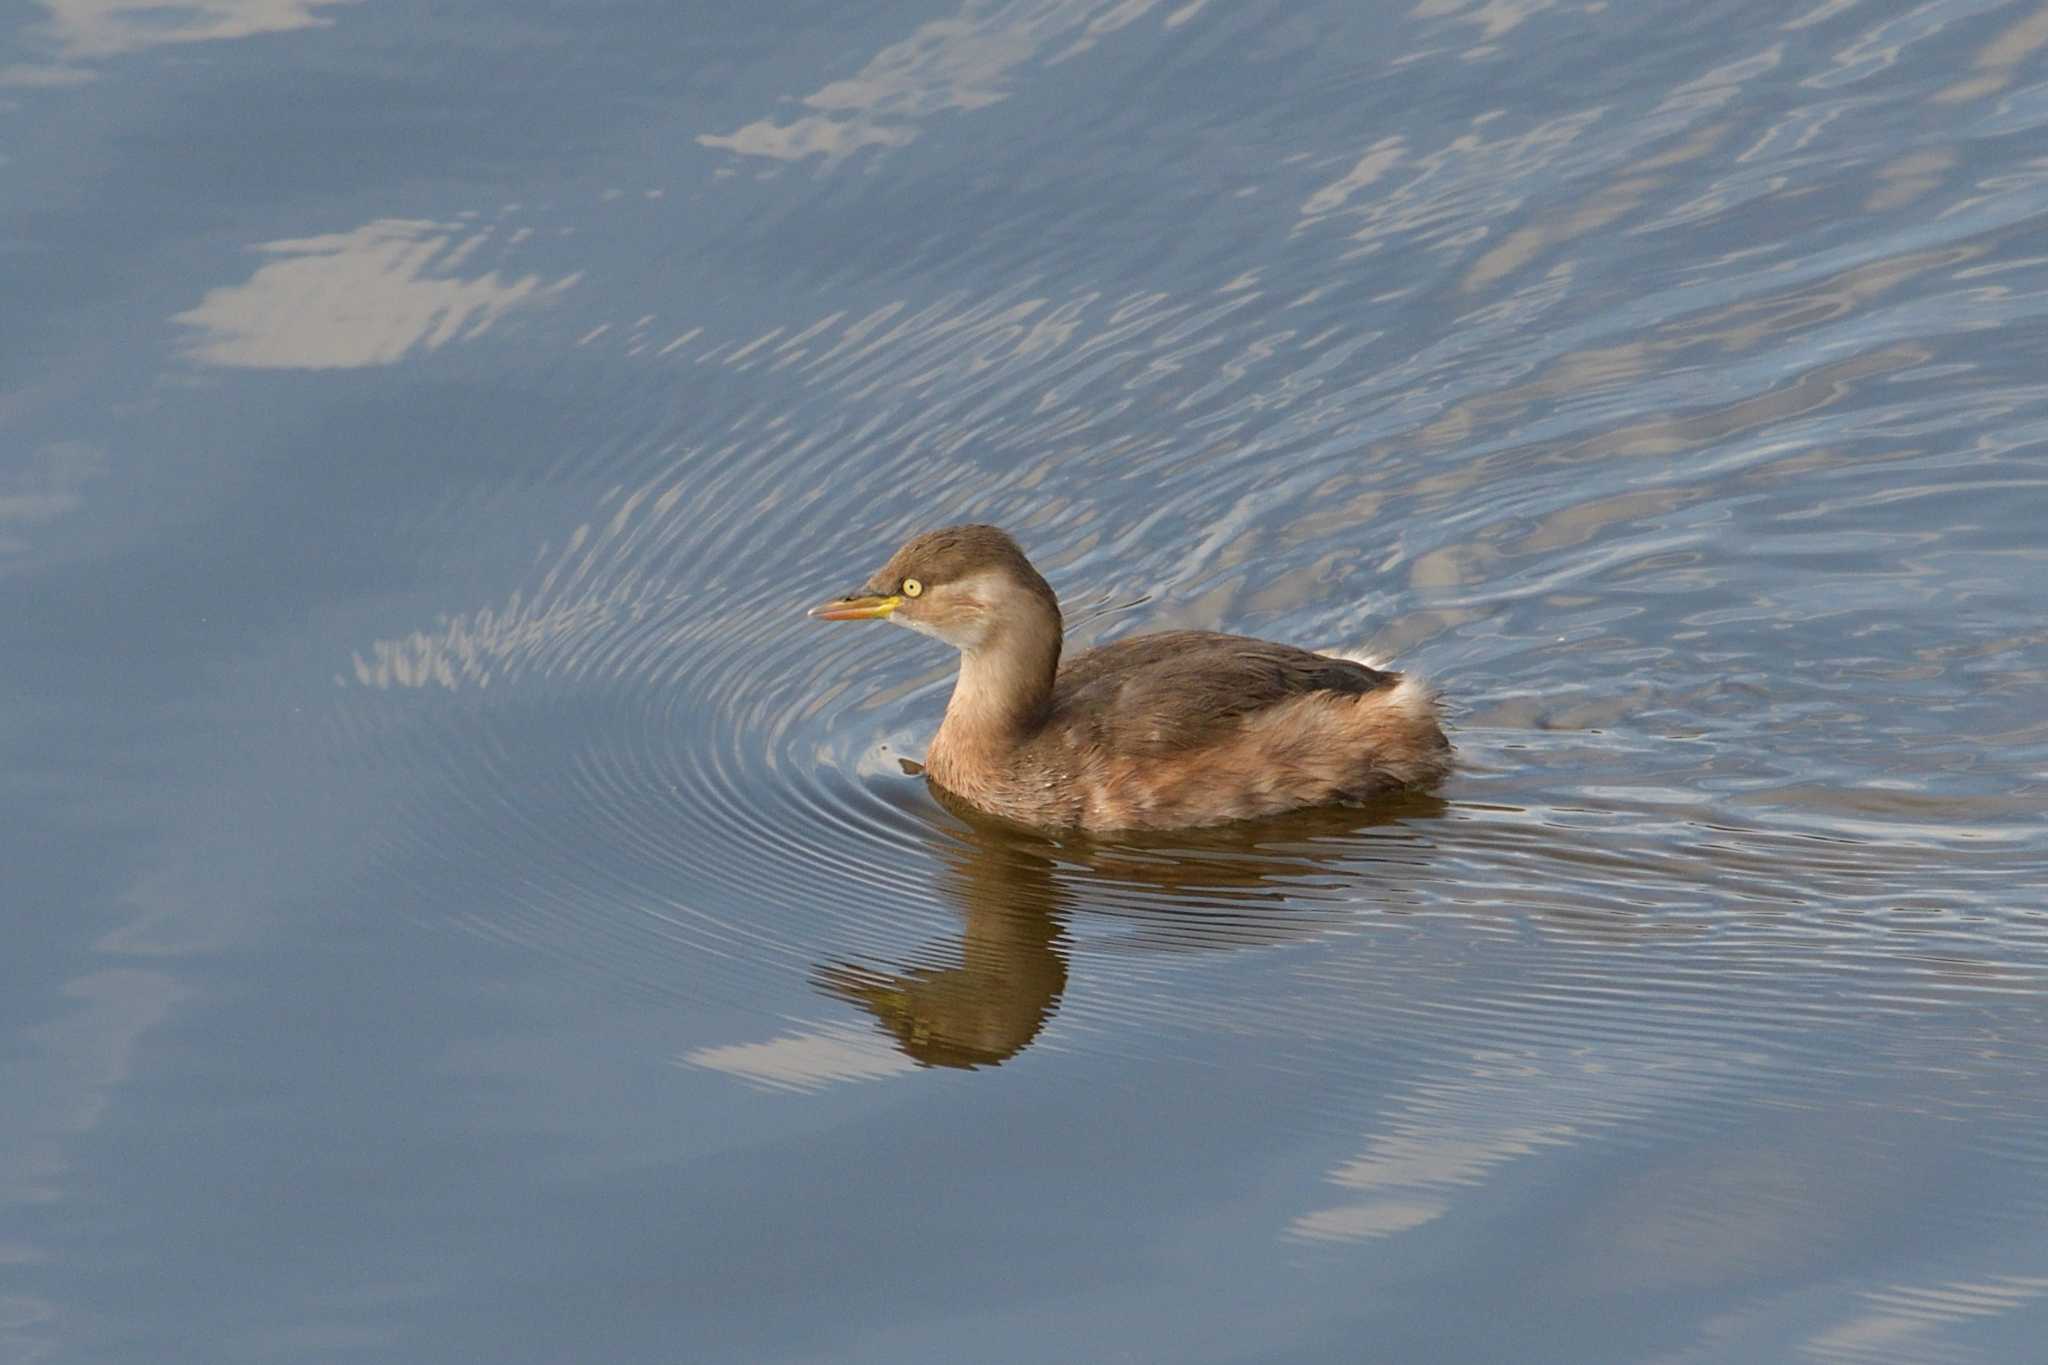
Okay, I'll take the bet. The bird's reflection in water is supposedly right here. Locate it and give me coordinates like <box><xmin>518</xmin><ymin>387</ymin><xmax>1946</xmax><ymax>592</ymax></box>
<box><xmin>814</xmin><ymin>812</ymin><xmax>1069</xmax><ymax>1070</ymax></box>
<box><xmin>815</xmin><ymin>775</ymin><xmax>1447</xmax><ymax>1071</ymax></box>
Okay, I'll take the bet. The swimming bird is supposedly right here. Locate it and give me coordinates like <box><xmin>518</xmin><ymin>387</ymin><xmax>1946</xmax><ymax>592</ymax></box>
<box><xmin>809</xmin><ymin>525</ymin><xmax>1450</xmax><ymax>831</ymax></box>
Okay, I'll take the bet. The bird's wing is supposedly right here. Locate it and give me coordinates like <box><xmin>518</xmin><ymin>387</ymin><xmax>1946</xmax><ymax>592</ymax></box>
<box><xmin>1051</xmin><ymin>631</ymin><xmax>1396</xmax><ymax>755</ymax></box>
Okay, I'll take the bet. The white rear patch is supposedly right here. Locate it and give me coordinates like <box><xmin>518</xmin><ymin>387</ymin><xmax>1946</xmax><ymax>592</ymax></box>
<box><xmin>1381</xmin><ymin>672</ymin><xmax>1437</xmax><ymax>722</ymax></box>
<box><xmin>1319</xmin><ymin>646</ymin><xmax>1392</xmax><ymax>672</ymax></box>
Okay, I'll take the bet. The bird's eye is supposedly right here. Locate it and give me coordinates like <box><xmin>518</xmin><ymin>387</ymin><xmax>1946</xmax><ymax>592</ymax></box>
<box><xmin>901</xmin><ymin>578</ymin><xmax>924</xmax><ymax>598</ymax></box>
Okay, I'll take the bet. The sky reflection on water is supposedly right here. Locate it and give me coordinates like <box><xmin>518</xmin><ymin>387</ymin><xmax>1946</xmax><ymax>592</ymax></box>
<box><xmin>6</xmin><ymin>0</ymin><xmax>2048</xmax><ymax>1361</ymax></box>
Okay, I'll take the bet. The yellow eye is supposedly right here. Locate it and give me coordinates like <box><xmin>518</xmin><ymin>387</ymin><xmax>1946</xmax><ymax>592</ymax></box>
<box><xmin>901</xmin><ymin>578</ymin><xmax>923</xmax><ymax>598</ymax></box>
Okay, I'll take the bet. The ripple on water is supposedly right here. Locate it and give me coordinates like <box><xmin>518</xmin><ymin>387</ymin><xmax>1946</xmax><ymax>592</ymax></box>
<box><xmin>333</xmin><ymin>0</ymin><xmax>2048</xmax><ymax>1124</ymax></box>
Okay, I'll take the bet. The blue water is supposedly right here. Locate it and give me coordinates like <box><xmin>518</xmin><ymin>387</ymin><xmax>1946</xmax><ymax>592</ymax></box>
<box><xmin>7</xmin><ymin>1</ymin><xmax>2048</xmax><ymax>1360</ymax></box>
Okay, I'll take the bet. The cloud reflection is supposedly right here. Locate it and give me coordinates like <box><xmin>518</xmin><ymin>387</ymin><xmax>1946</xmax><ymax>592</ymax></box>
<box><xmin>1287</xmin><ymin>1035</ymin><xmax>1753</xmax><ymax>1245</ymax></box>
<box><xmin>1805</xmin><ymin>1273</ymin><xmax>2048</xmax><ymax>1362</ymax></box>
<box><xmin>8</xmin><ymin>0</ymin><xmax>358</xmax><ymax>84</ymax></box>
<box><xmin>681</xmin><ymin>1022</ymin><xmax>918</xmax><ymax>1093</ymax></box>
<box><xmin>0</xmin><ymin>965</ymin><xmax>188</xmax><ymax>1365</ymax></box>
<box><xmin>1289</xmin><ymin>1109</ymin><xmax>1577</xmax><ymax>1243</ymax></box>
<box><xmin>0</xmin><ymin>442</ymin><xmax>103</xmax><ymax>558</ymax></box>
<box><xmin>700</xmin><ymin>0</ymin><xmax>1201</xmax><ymax>163</ymax></box>
<box><xmin>1936</xmin><ymin>2</ymin><xmax>2048</xmax><ymax>105</ymax></box>
<box><xmin>174</xmin><ymin>219</ymin><xmax>576</xmax><ymax>370</ymax></box>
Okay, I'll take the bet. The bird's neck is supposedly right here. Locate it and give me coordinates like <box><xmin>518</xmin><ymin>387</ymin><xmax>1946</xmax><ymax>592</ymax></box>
<box><xmin>932</xmin><ymin>610</ymin><xmax>1062</xmax><ymax>772</ymax></box>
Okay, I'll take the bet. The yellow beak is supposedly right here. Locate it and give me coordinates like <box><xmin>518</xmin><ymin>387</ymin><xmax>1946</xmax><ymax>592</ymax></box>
<box><xmin>807</xmin><ymin>593</ymin><xmax>901</xmax><ymax>621</ymax></box>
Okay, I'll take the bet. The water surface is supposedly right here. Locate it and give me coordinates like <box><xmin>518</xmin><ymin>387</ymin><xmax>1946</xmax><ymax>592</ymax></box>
<box><xmin>6</xmin><ymin>0</ymin><xmax>2048</xmax><ymax>1360</ymax></box>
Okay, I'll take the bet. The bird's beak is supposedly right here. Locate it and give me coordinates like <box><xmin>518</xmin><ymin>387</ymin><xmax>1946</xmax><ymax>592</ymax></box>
<box><xmin>807</xmin><ymin>593</ymin><xmax>902</xmax><ymax>621</ymax></box>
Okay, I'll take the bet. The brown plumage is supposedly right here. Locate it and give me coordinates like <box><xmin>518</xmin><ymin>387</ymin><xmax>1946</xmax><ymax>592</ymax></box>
<box><xmin>809</xmin><ymin>524</ymin><xmax>1452</xmax><ymax>831</ymax></box>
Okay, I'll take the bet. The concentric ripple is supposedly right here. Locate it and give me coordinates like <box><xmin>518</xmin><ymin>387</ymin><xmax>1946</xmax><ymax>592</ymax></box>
<box><xmin>335</xmin><ymin>0</ymin><xmax>2048</xmax><ymax>1104</ymax></box>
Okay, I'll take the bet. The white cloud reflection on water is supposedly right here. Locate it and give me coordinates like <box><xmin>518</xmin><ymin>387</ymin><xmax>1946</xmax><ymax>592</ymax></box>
<box><xmin>0</xmin><ymin>442</ymin><xmax>103</xmax><ymax>559</ymax></box>
<box><xmin>681</xmin><ymin>1021</ymin><xmax>918</xmax><ymax>1093</ymax></box>
<box><xmin>1287</xmin><ymin>1037</ymin><xmax>1756</xmax><ymax>1246</ymax></box>
<box><xmin>699</xmin><ymin>0</ymin><xmax>1209</xmax><ymax>164</ymax></box>
<box><xmin>0</xmin><ymin>967</ymin><xmax>187</xmax><ymax>1363</ymax></box>
<box><xmin>1803</xmin><ymin>1273</ymin><xmax>2048</xmax><ymax>1362</ymax></box>
<box><xmin>4</xmin><ymin>0</ymin><xmax>360</xmax><ymax>84</ymax></box>
<box><xmin>173</xmin><ymin>219</ymin><xmax>577</xmax><ymax>371</ymax></box>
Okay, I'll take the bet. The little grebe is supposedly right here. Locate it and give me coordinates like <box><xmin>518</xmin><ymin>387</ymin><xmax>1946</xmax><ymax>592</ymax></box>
<box><xmin>809</xmin><ymin>525</ymin><xmax>1451</xmax><ymax>831</ymax></box>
